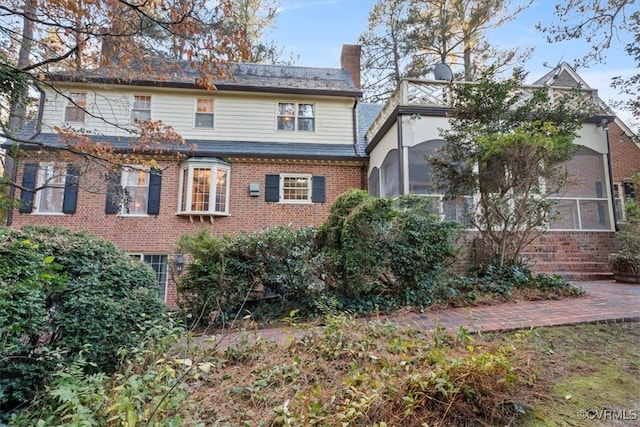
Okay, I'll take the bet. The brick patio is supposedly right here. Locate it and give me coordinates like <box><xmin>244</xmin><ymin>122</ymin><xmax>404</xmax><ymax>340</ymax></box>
<box><xmin>193</xmin><ymin>281</ymin><xmax>640</xmax><ymax>350</ymax></box>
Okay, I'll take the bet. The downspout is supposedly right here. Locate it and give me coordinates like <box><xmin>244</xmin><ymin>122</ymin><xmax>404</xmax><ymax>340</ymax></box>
<box><xmin>602</xmin><ymin>119</ymin><xmax>617</xmax><ymax>231</ymax></box>
<box><xmin>397</xmin><ymin>115</ymin><xmax>404</xmax><ymax>194</ymax></box>
<box><xmin>6</xmin><ymin>85</ymin><xmax>45</xmax><ymax>227</ymax></box>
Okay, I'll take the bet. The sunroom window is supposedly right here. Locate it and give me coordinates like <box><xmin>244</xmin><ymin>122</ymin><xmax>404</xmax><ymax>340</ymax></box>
<box><xmin>178</xmin><ymin>158</ymin><xmax>230</xmax><ymax>218</ymax></box>
<box><xmin>548</xmin><ymin>146</ymin><xmax>612</xmax><ymax>230</ymax></box>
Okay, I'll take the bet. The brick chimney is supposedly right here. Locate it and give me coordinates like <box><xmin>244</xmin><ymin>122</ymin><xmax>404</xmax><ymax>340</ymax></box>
<box><xmin>340</xmin><ymin>44</ymin><xmax>361</xmax><ymax>89</ymax></box>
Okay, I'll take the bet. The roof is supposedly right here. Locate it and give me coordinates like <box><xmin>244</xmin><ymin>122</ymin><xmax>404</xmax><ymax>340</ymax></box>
<box><xmin>357</xmin><ymin>103</ymin><xmax>383</xmax><ymax>156</ymax></box>
<box><xmin>45</xmin><ymin>59</ymin><xmax>362</xmax><ymax>97</ymax></box>
<box><xmin>12</xmin><ymin>132</ymin><xmax>366</xmax><ymax>161</ymax></box>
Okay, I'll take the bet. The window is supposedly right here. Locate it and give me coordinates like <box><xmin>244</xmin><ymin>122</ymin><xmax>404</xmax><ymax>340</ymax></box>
<box><xmin>19</xmin><ymin>163</ymin><xmax>79</xmax><ymax>214</ymax></box>
<box><xmin>195</xmin><ymin>98</ymin><xmax>214</xmax><ymax>128</ymax></box>
<box><xmin>265</xmin><ymin>174</ymin><xmax>326</xmax><ymax>203</ymax></box>
<box><xmin>277</xmin><ymin>102</ymin><xmax>315</xmax><ymax>131</ymax></box>
<box><xmin>121</xmin><ymin>167</ymin><xmax>149</xmax><ymax>215</ymax></box>
<box><xmin>105</xmin><ymin>167</ymin><xmax>162</xmax><ymax>216</ymax></box>
<box><xmin>65</xmin><ymin>92</ymin><xmax>86</xmax><ymax>123</ymax></box>
<box><xmin>178</xmin><ymin>158</ymin><xmax>230</xmax><ymax>215</ymax></box>
<box><xmin>132</xmin><ymin>95</ymin><xmax>151</xmax><ymax>122</ymax></box>
<box><xmin>130</xmin><ymin>254</ymin><xmax>167</xmax><ymax>301</ymax></box>
<box><xmin>548</xmin><ymin>146</ymin><xmax>612</xmax><ymax>230</ymax></box>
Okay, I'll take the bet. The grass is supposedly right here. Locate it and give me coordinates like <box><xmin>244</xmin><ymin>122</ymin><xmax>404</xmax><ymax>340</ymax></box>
<box><xmin>516</xmin><ymin>322</ymin><xmax>640</xmax><ymax>426</ymax></box>
<box><xmin>180</xmin><ymin>319</ymin><xmax>640</xmax><ymax>426</ymax></box>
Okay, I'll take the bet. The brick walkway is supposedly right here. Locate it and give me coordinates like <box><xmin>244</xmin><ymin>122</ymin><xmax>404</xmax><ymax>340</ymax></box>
<box><xmin>196</xmin><ymin>281</ymin><xmax>640</xmax><ymax>350</ymax></box>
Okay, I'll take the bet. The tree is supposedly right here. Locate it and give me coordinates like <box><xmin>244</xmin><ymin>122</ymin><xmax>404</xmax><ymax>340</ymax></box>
<box><xmin>0</xmin><ymin>0</ymin><xmax>255</xmax><ymax>218</ymax></box>
<box><xmin>537</xmin><ymin>0</ymin><xmax>638</xmax><ymax>119</ymax></box>
<box><xmin>358</xmin><ymin>0</ymin><xmax>532</xmax><ymax>102</ymax></box>
<box><xmin>429</xmin><ymin>69</ymin><xmax>589</xmax><ymax>267</ymax></box>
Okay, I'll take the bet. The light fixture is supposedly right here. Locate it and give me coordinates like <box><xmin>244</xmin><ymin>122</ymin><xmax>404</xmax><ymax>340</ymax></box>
<box><xmin>411</xmin><ymin>113</ymin><xmax>422</xmax><ymax>120</ymax></box>
<box><xmin>174</xmin><ymin>254</ymin><xmax>185</xmax><ymax>275</ymax></box>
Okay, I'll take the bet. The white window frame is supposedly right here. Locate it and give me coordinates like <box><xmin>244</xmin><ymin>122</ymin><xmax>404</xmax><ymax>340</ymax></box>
<box><xmin>276</xmin><ymin>102</ymin><xmax>315</xmax><ymax>132</ymax></box>
<box><xmin>35</xmin><ymin>163</ymin><xmax>67</xmax><ymax>214</ymax></box>
<box><xmin>129</xmin><ymin>253</ymin><xmax>168</xmax><ymax>302</ymax></box>
<box><xmin>120</xmin><ymin>166</ymin><xmax>150</xmax><ymax>216</ymax></box>
<box><xmin>132</xmin><ymin>94</ymin><xmax>152</xmax><ymax>123</ymax></box>
<box><xmin>177</xmin><ymin>159</ymin><xmax>231</xmax><ymax>217</ymax></box>
<box><xmin>280</xmin><ymin>173</ymin><xmax>312</xmax><ymax>203</ymax></box>
<box><xmin>194</xmin><ymin>97</ymin><xmax>215</xmax><ymax>129</ymax></box>
<box><xmin>64</xmin><ymin>92</ymin><xmax>87</xmax><ymax>123</ymax></box>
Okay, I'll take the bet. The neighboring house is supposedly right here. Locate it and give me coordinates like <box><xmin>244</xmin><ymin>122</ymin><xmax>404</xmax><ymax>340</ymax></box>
<box><xmin>5</xmin><ymin>46</ymin><xmax>638</xmax><ymax>307</ymax></box>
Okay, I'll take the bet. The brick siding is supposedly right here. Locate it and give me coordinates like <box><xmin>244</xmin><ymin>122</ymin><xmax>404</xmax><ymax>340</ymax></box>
<box><xmin>11</xmin><ymin>156</ymin><xmax>366</xmax><ymax>307</ymax></box>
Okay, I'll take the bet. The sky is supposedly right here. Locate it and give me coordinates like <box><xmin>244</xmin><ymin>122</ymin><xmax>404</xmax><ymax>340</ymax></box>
<box><xmin>269</xmin><ymin>0</ymin><xmax>638</xmax><ymax>128</ymax></box>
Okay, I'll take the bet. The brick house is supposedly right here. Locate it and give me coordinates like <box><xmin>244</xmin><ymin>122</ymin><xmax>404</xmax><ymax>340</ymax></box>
<box><xmin>5</xmin><ymin>47</ymin><xmax>638</xmax><ymax>307</ymax></box>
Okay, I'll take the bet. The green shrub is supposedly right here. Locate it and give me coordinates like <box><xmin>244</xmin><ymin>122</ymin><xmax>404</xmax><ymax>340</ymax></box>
<box><xmin>177</xmin><ymin>226</ymin><xmax>321</xmax><ymax>325</ymax></box>
<box><xmin>0</xmin><ymin>226</ymin><xmax>166</xmax><ymax>415</ymax></box>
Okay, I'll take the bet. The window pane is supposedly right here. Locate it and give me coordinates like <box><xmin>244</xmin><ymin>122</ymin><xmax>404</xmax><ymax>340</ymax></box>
<box><xmin>278</xmin><ymin>103</ymin><xmax>295</xmax><ymax>116</ymax></box>
<box><xmin>39</xmin><ymin>187</ymin><xmax>65</xmax><ymax>212</ymax></box>
<box><xmin>549</xmin><ymin>199</ymin><xmax>579</xmax><ymax>229</ymax></box>
<box><xmin>282</xmin><ymin>176</ymin><xmax>310</xmax><ymax>200</ymax></box>
<box><xmin>180</xmin><ymin>168</ymin><xmax>189</xmax><ymax>211</ymax></box>
<box><xmin>134</xmin><ymin>96</ymin><xmax>151</xmax><ymax>109</ymax></box>
<box><xmin>133</xmin><ymin>95</ymin><xmax>151</xmax><ymax>122</ymax></box>
<box><xmin>195</xmin><ymin>113</ymin><xmax>214</xmax><ymax>128</ymax></box>
<box><xmin>38</xmin><ymin>164</ymin><xmax>66</xmax><ymax>213</ymax></box>
<box><xmin>191</xmin><ymin>168</ymin><xmax>211</xmax><ymax>211</ymax></box>
<box><xmin>215</xmin><ymin>169</ymin><xmax>227</xmax><ymax>212</ymax></box>
<box><xmin>132</xmin><ymin>109</ymin><xmax>151</xmax><ymax>122</ymax></box>
<box><xmin>65</xmin><ymin>92</ymin><xmax>86</xmax><ymax>122</ymax></box>
<box><xmin>298</xmin><ymin>117</ymin><xmax>314</xmax><ymax>131</ymax></box>
<box><xmin>278</xmin><ymin>117</ymin><xmax>295</xmax><ymax>131</ymax></box>
<box><xmin>196</xmin><ymin>98</ymin><xmax>214</xmax><ymax>112</ymax></box>
<box><xmin>381</xmin><ymin>149</ymin><xmax>400</xmax><ymax>198</ymax></box>
<box><xmin>142</xmin><ymin>254</ymin><xmax>167</xmax><ymax>300</ymax></box>
<box><xmin>298</xmin><ymin>104</ymin><xmax>314</xmax><ymax>117</ymax></box>
<box><xmin>558</xmin><ymin>147</ymin><xmax>606</xmax><ymax>198</ymax></box>
<box><xmin>408</xmin><ymin>140</ymin><xmax>446</xmax><ymax>195</ymax></box>
<box><xmin>580</xmin><ymin>200</ymin><xmax>610</xmax><ymax>230</ymax></box>
<box><xmin>122</xmin><ymin>169</ymin><xmax>149</xmax><ymax>215</ymax></box>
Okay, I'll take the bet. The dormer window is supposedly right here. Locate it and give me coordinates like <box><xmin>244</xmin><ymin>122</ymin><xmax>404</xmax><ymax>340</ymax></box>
<box><xmin>64</xmin><ymin>92</ymin><xmax>86</xmax><ymax>123</ymax></box>
<box><xmin>277</xmin><ymin>102</ymin><xmax>315</xmax><ymax>131</ymax></box>
<box><xmin>132</xmin><ymin>95</ymin><xmax>151</xmax><ymax>122</ymax></box>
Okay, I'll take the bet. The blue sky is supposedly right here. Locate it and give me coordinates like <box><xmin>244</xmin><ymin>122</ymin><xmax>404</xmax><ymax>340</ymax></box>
<box><xmin>271</xmin><ymin>0</ymin><xmax>637</xmax><ymax>127</ymax></box>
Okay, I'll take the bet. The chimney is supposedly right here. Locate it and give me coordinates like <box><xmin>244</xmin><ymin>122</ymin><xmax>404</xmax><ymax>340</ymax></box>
<box><xmin>340</xmin><ymin>44</ymin><xmax>361</xmax><ymax>89</ymax></box>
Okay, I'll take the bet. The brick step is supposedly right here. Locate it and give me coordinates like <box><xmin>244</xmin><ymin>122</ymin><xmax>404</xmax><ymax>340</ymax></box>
<box><xmin>559</xmin><ymin>271</ymin><xmax>615</xmax><ymax>281</ymax></box>
<box><xmin>532</xmin><ymin>261</ymin><xmax>610</xmax><ymax>273</ymax></box>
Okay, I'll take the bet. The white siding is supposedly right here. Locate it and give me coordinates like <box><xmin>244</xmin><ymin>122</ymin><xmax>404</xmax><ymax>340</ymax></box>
<box><xmin>41</xmin><ymin>85</ymin><xmax>355</xmax><ymax>145</ymax></box>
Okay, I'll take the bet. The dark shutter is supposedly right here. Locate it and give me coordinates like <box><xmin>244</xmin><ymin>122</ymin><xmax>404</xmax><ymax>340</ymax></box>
<box><xmin>265</xmin><ymin>174</ymin><xmax>280</xmax><ymax>202</ymax></box>
<box><xmin>105</xmin><ymin>171</ymin><xmax>121</xmax><ymax>214</ymax></box>
<box><xmin>19</xmin><ymin>163</ymin><xmax>38</xmax><ymax>213</ymax></box>
<box><xmin>147</xmin><ymin>168</ymin><xmax>162</xmax><ymax>215</ymax></box>
<box><xmin>311</xmin><ymin>175</ymin><xmax>326</xmax><ymax>203</ymax></box>
<box><xmin>62</xmin><ymin>165</ymin><xmax>80</xmax><ymax>214</ymax></box>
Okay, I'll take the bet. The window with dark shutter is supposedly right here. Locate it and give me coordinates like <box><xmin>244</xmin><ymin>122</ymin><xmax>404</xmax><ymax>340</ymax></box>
<box><xmin>105</xmin><ymin>171</ymin><xmax>121</xmax><ymax>214</ymax></box>
<box><xmin>147</xmin><ymin>168</ymin><xmax>162</xmax><ymax>215</ymax></box>
<box><xmin>19</xmin><ymin>163</ymin><xmax>38</xmax><ymax>213</ymax></box>
<box><xmin>62</xmin><ymin>165</ymin><xmax>80</xmax><ymax>214</ymax></box>
<box><xmin>311</xmin><ymin>175</ymin><xmax>326</xmax><ymax>203</ymax></box>
<box><xmin>265</xmin><ymin>174</ymin><xmax>280</xmax><ymax>202</ymax></box>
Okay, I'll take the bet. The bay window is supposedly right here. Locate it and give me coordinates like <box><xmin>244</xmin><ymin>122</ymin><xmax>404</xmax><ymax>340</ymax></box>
<box><xmin>178</xmin><ymin>158</ymin><xmax>230</xmax><ymax>216</ymax></box>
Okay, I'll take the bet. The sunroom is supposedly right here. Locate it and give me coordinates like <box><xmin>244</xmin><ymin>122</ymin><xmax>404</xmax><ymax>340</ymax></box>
<box><xmin>364</xmin><ymin>78</ymin><xmax>616</xmax><ymax>232</ymax></box>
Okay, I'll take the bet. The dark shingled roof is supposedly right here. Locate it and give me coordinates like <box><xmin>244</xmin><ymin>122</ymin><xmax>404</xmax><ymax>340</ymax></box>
<box><xmin>16</xmin><ymin>132</ymin><xmax>365</xmax><ymax>161</ymax></box>
<box><xmin>46</xmin><ymin>59</ymin><xmax>362</xmax><ymax>97</ymax></box>
<box><xmin>357</xmin><ymin>103</ymin><xmax>383</xmax><ymax>156</ymax></box>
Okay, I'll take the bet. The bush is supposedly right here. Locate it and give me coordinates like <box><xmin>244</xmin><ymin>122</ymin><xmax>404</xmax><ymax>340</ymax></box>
<box><xmin>177</xmin><ymin>226</ymin><xmax>322</xmax><ymax>325</ymax></box>
<box><xmin>0</xmin><ymin>226</ymin><xmax>166</xmax><ymax>415</ymax></box>
<box><xmin>321</xmin><ymin>192</ymin><xmax>461</xmax><ymax>306</ymax></box>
